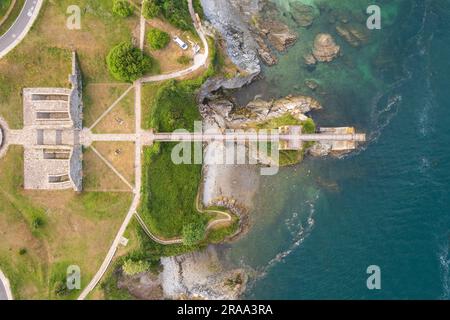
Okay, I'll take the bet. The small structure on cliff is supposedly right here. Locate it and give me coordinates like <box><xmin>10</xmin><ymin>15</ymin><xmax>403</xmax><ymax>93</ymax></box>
<box><xmin>278</xmin><ymin>125</ymin><xmax>303</xmax><ymax>150</ymax></box>
<box><xmin>317</xmin><ymin>127</ymin><xmax>361</xmax><ymax>152</ymax></box>
<box><xmin>22</xmin><ymin>52</ymin><xmax>83</xmax><ymax>191</ymax></box>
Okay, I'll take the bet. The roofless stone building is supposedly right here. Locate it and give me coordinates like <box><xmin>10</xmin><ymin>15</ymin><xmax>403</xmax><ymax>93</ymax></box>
<box><xmin>22</xmin><ymin>52</ymin><xmax>83</xmax><ymax>191</ymax></box>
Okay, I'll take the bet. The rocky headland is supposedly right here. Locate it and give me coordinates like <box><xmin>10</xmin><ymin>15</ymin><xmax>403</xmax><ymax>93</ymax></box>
<box><xmin>160</xmin><ymin>246</ymin><xmax>248</xmax><ymax>300</ymax></box>
<box><xmin>153</xmin><ymin>0</ymin><xmax>371</xmax><ymax>301</ymax></box>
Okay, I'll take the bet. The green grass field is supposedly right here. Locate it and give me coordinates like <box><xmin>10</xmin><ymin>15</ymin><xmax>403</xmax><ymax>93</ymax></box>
<box><xmin>0</xmin><ymin>0</ymin><xmax>139</xmax><ymax>299</ymax></box>
<box><xmin>140</xmin><ymin>80</ymin><xmax>206</xmax><ymax>238</ymax></box>
<box><xmin>0</xmin><ymin>147</ymin><xmax>132</xmax><ymax>299</ymax></box>
<box><xmin>0</xmin><ymin>0</ymin><xmax>140</xmax><ymax>128</ymax></box>
<box><xmin>0</xmin><ymin>0</ymin><xmax>13</xmax><ymax>20</ymax></box>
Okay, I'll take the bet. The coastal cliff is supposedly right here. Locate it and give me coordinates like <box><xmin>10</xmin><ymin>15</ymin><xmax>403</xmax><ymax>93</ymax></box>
<box><xmin>201</xmin><ymin>0</ymin><xmax>297</xmax><ymax>70</ymax></box>
<box><xmin>154</xmin><ymin>0</ymin><xmax>370</xmax><ymax>300</ymax></box>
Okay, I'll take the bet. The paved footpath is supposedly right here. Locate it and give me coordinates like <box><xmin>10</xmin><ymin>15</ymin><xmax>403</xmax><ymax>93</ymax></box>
<box><xmin>0</xmin><ymin>0</ymin><xmax>43</xmax><ymax>59</ymax></box>
<box><xmin>78</xmin><ymin>0</ymin><xmax>209</xmax><ymax>300</ymax></box>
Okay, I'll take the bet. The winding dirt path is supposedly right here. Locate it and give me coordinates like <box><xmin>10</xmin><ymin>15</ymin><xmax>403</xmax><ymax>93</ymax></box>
<box><xmin>77</xmin><ymin>0</ymin><xmax>210</xmax><ymax>300</ymax></box>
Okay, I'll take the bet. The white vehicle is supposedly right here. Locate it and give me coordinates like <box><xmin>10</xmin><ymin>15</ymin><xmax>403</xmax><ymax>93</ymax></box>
<box><xmin>173</xmin><ymin>36</ymin><xmax>188</xmax><ymax>50</ymax></box>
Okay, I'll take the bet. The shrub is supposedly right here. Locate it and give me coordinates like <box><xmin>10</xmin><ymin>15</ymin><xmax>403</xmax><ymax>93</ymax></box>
<box><xmin>122</xmin><ymin>259</ymin><xmax>149</xmax><ymax>276</ymax></box>
<box><xmin>112</xmin><ymin>0</ymin><xmax>133</xmax><ymax>17</ymax></box>
<box><xmin>147</xmin><ymin>28</ymin><xmax>170</xmax><ymax>50</ymax></box>
<box><xmin>19</xmin><ymin>248</ymin><xmax>27</xmax><ymax>255</ymax></box>
<box><xmin>182</xmin><ymin>221</ymin><xmax>206</xmax><ymax>246</ymax></box>
<box><xmin>159</xmin><ymin>0</ymin><xmax>193</xmax><ymax>31</ymax></box>
<box><xmin>32</xmin><ymin>216</ymin><xmax>45</xmax><ymax>230</ymax></box>
<box><xmin>177</xmin><ymin>55</ymin><xmax>192</xmax><ymax>65</ymax></box>
<box><xmin>143</xmin><ymin>0</ymin><xmax>161</xmax><ymax>19</ymax></box>
<box><xmin>54</xmin><ymin>281</ymin><xmax>70</xmax><ymax>297</ymax></box>
<box><xmin>302</xmin><ymin>118</ymin><xmax>316</xmax><ymax>134</ymax></box>
<box><xmin>107</xmin><ymin>42</ymin><xmax>152</xmax><ymax>82</ymax></box>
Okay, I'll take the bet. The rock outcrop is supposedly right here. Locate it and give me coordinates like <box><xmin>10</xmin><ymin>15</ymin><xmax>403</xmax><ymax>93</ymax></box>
<box><xmin>335</xmin><ymin>23</ymin><xmax>368</xmax><ymax>47</ymax></box>
<box><xmin>201</xmin><ymin>0</ymin><xmax>261</xmax><ymax>74</ymax></box>
<box><xmin>290</xmin><ymin>2</ymin><xmax>318</xmax><ymax>27</ymax></box>
<box><xmin>305</xmin><ymin>79</ymin><xmax>319</xmax><ymax>91</ymax></box>
<box><xmin>308</xmin><ymin>142</ymin><xmax>332</xmax><ymax>157</ymax></box>
<box><xmin>117</xmin><ymin>272</ymin><xmax>164</xmax><ymax>300</ymax></box>
<box><xmin>201</xmin><ymin>95</ymin><xmax>322</xmax><ymax>128</ymax></box>
<box><xmin>160</xmin><ymin>246</ymin><xmax>247</xmax><ymax>300</ymax></box>
<box><xmin>303</xmin><ymin>53</ymin><xmax>317</xmax><ymax>66</ymax></box>
<box><xmin>201</xmin><ymin>0</ymin><xmax>297</xmax><ymax>69</ymax></box>
<box><xmin>256</xmin><ymin>19</ymin><xmax>297</xmax><ymax>52</ymax></box>
<box><xmin>312</xmin><ymin>33</ymin><xmax>340</xmax><ymax>62</ymax></box>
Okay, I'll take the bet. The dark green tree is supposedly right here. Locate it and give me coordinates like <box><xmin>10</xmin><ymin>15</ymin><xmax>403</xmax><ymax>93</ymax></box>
<box><xmin>112</xmin><ymin>0</ymin><xmax>134</xmax><ymax>17</ymax></box>
<box><xmin>182</xmin><ymin>221</ymin><xmax>206</xmax><ymax>246</ymax></box>
<box><xmin>142</xmin><ymin>0</ymin><xmax>161</xmax><ymax>19</ymax></box>
<box><xmin>147</xmin><ymin>28</ymin><xmax>170</xmax><ymax>50</ymax></box>
<box><xmin>107</xmin><ymin>42</ymin><xmax>152</xmax><ymax>82</ymax></box>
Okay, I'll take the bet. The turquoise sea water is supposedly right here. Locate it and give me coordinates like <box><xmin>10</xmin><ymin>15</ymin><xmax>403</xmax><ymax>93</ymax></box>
<box><xmin>226</xmin><ymin>0</ymin><xmax>450</xmax><ymax>299</ymax></box>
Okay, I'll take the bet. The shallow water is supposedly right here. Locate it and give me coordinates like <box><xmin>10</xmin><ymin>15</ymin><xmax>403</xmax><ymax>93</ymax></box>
<box><xmin>225</xmin><ymin>0</ymin><xmax>450</xmax><ymax>299</ymax></box>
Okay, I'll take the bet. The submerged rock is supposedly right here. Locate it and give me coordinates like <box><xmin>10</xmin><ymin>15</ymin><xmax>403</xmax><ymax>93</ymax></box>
<box><xmin>312</xmin><ymin>33</ymin><xmax>340</xmax><ymax>62</ymax></box>
<box><xmin>257</xmin><ymin>19</ymin><xmax>297</xmax><ymax>52</ymax></box>
<box><xmin>254</xmin><ymin>35</ymin><xmax>278</xmax><ymax>65</ymax></box>
<box><xmin>336</xmin><ymin>23</ymin><xmax>369</xmax><ymax>47</ymax></box>
<box><xmin>290</xmin><ymin>2</ymin><xmax>317</xmax><ymax>27</ymax></box>
<box><xmin>308</xmin><ymin>142</ymin><xmax>332</xmax><ymax>157</ymax></box>
<box><xmin>305</xmin><ymin>79</ymin><xmax>319</xmax><ymax>91</ymax></box>
<box><xmin>303</xmin><ymin>53</ymin><xmax>317</xmax><ymax>66</ymax></box>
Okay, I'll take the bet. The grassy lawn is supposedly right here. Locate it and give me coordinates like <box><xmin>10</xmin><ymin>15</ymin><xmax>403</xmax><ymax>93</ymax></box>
<box><xmin>83</xmin><ymin>84</ymin><xmax>132</xmax><ymax>128</ymax></box>
<box><xmin>0</xmin><ymin>147</ymin><xmax>132</xmax><ymax>299</ymax></box>
<box><xmin>83</xmin><ymin>146</ymin><xmax>132</xmax><ymax>192</ymax></box>
<box><xmin>141</xmin><ymin>81</ymin><xmax>168</xmax><ymax>130</ymax></box>
<box><xmin>0</xmin><ymin>0</ymin><xmax>140</xmax><ymax>299</ymax></box>
<box><xmin>0</xmin><ymin>0</ymin><xmax>13</xmax><ymax>20</ymax></box>
<box><xmin>143</xmin><ymin>18</ymin><xmax>196</xmax><ymax>74</ymax></box>
<box><xmin>98</xmin><ymin>218</ymin><xmax>203</xmax><ymax>300</ymax></box>
<box><xmin>141</xmin><ymin>142</ymin><xmax>205</xmax><ymax>238</ymax></box>
<box><xmin>0</xmin><ymin>0</ymin><xmax>24</xmax><ymax>36</ymax></box>
<box><xmin>139</xmin><ymin>80</ymin><xmax>207</xmax><ymax>238</ymax></box>
<box><xmin>93</xmin><ymin>142</ymin><xmax>135</xmax><ymax>184</ymax></box>
<box><xmin>93</xmin><ymin>88</ymin><xmax>135</xmax><ymax>134</ymax></box>
<box><xmin>0</xmin><ymin>0</ymin><xmax>140</xmax><ymax>128</ymax></box>
<box><xmin>137</xmin><ymin>39</ymin><xmax>237</xmax><ymax>239</ymax></box>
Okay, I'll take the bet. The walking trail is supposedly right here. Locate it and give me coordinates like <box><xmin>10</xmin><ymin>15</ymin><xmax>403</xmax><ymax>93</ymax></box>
<box><xmin>77</xmin><ymin>0</ymin><xmax>210</xmax><ymax>300</ymax></box>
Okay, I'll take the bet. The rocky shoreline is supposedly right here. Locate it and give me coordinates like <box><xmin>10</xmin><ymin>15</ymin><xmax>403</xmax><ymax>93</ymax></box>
<box><xmin>146</xmin><ymin>0</ymin><xmax>371</xmax><ymax>300</ymax></box>
<box><xmin>201</xmin><ymin>0</ymin><xmax>299</xmax><ymax>71</ymax></box>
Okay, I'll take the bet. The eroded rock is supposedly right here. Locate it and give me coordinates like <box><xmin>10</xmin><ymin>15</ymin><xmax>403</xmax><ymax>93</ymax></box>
<box><xmin>336</xmin><ymin>23</ymin><xmax>368</xmax><ymax>47</ymax></box>
<box><xmin>312</xmin><ymin>33</ymin><xmax>340</xmax><ymax>62</ymax></box>
<box><xmin>160</xmin><ymin>246</ymin><xmax>247</xmax><ymax>300</ymax></box>
<box><xmin>259</xmin><ymin>19</ymin><xmax>297</xmax><ymax>52</ymax></box>
<box><xmin>202</xmin><ymin>95</ymin><xmax>322</xmax><ymax>128</ymax></box>
<box><xmin>290</xmin><ymin>2</ymin><xmax>317</xmax><ymax>27</ymax></box>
